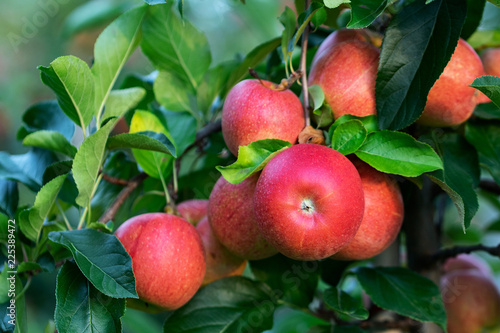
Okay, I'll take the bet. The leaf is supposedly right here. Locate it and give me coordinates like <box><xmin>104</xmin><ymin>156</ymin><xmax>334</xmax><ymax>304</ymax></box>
<box><xmin>466</xmin><ymin>122</ymin><xmax>500</xmax><ymax>185</ymax></box>
<box><xmin>73</xmin><ymin>119</ymin><xmax>117</xmax><ymax>208</ymax></box>
<box><xmin>270</xmin><ymin>307</ymin><xmax>328</xmax><ymax>333</ymax></box>
<box><xmin>470</xmin><ymin>76</ymin><xmax>500</xmax><ymax>108</ymax></box>
<box><xmin>323</xmin><ymin>288</ymin><xmax>369</xmax><ymax>321</ymax></box>
<box><xmin>196</xmin><ymin>61</ymin><xmax>237</xmax><ymax>114</ymax></box>
<box><xmin>330</xmin><ymin>115</ymin><xmax>378</xmax><ymax>134</ymax></box>
<box><xmin>39</xmin><ymin>55</ymin><xmax>95</xmax><ymax>131</ymax></box>
<box><xmin>376</xmin><ymin>0</ymin><xmax>467</xmax><ymax>130</ymax></box>
<box><xmin>347</xmin><ymin>0</ymin><xmax>389</xmax><ymax>29</ymax></box>
<box><xmin>103</xmin><ymin>87</ymin><xmax>146</xmax><ymax>120</ymax></box>
<box><xmin>355</xmin><ymin>131</ymin><xmax>443</xmax><ymax>177</ymax></box>
<box><xmin>23</xmin><ymin>130</ymin><xmax>77</xmax><ymax>158</ymax></box>
<box><xmin>143</xmin><ymin>0</ymin><xmax>168</xmax><ymax>5</ymax></box>
<box><xmin>154</xmin><ymin>71</ymin><xmax>195</xmax><ymax>112</ymax></box>
<box><xmin>163</xmin><ymin>277</ymin><xmax>277</xmax><ymax>333</ymax></box>
<box><xmin>279</xmin><ymin>6</ymin><xmax>297</xmax><ymax>67</ymax></box>
<box><xmin>309</xmin><ymin>84</ymin><xmax>325</xmax><ymax>115</ymax></box>
<box><xmin>324</xmin><ymin>0</ymin><xmax>351</xmax><ymax>8</ymax></box>
<box><xmin>107</xmin><ymin>131</ymin><xmax>176</xmax><ymax>157</ymax></box>
<box><xmin>141</xmin><ymin>3</ymin><xmax>211</xmax><ymax>90</ymax></box>
<box><xmin>330</xmin><ymin>120</ymin><xmax>367</xmax><ymax>155</ymax></box>
<box><xmin>0</xmin><ymin>275</ymin><xmax>27</xmax><ymax>333</ymax></box>
<box><xmin>162</xmin><ymin>110</ymin><xmax>197</xmax><ymax>157</ymax></box>
<box><xmin>288</xmin><ymin>2</ymin><xmax>324</xmax><ymax>53</ymax></box>
<box><xmin>19</xmin><ymin>174</ymin><xmax>67</xmax><ymax>242</ymax></box>
<box><xmin>216</xmin><ymin>139</ymin><xmax>292</xmax><ymax>184</ymax></box>
<box><xmin>55</xmin><ymin>261</ymin><xmax>125</xmax><ymax>333</ymax></box>
<box><xmin>488</xmin><ymin>0</ymin><xmax>500</xmax><ymax>5</ymax></box>
<box><xmin>92</xmin><ymin>5</ymin><xmax>147</xmax><ymax>123</ymax></box>
<box><xmin>461</xmin><ymin>0</ymin><xmax>486</xmax><ymax>39</ymax></box>
<box><xmin>355</xmin><ymin>267</ymin><xmax>447</xmax><ymax>330</ymax></box>
<box><xmin>474</xmin><ymin>102</ymin><xmax>500</xmax><ymax>120</ymax></box>
<box><xmin>49</xmin><ymin>229</ymin><xmax>137</xmax><ymax>299</ymax></box>
<box><xmin>0</xmin><ymin>180</ymin><xmax>18</xmax><ymax>217</ymax></box>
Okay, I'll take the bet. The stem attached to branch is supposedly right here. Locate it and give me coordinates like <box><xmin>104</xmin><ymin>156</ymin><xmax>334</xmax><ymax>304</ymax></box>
<box><xmin>429</xmin><ymin>243</ymin><xmax>500</xmax><ymax>264</ymax></box>
<box><xmin>300</xmin><ymin>0</ymin><xmax>311</xmax><ymax>127</ymax></box>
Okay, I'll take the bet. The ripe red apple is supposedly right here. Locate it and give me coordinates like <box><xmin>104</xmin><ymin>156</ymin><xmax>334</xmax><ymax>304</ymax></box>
<box><xmin>221</xmin><ymin>79</ymin><xmax>305</xmax><ymax>156</ymax></box>
<box><xmin>208</xmin><ymin>174</ymin><xmax>278</xmax><ymax>260</ymax></box>
<box><xmin>481</xmin><ymin>47</ymin><xmax>500</xmax><ymax>77</ymax></box>
<box><xmin>177</xmin><ymin>199</ymin><xmax>209</xmax><ymax>226</ymax></box>
<box><xmin>253</xmin><ymin>143</ymin><xmax>365</xmax><ymax>260</ymax></box>
<box><xmin>331</xmin><ymin>159</ymin><xmax>403</xmax><ymax>261</ymax></box>
<box><xmin>309</xmin><ymin>31</ymin><xmax>380</xmax><ymax>120</ymax></box>
<box><xmin>443</xmin><ymin>254</ymin><xmax>492</xmax><ymax>276</ymax></box>
<box><xmin>115</xmin><ymin>213</ymin><xmax>206</xmax><ymax>311</ymax></box>
<box><xmin>196</xmin><ymin>217</ymin><xmax>247</xmax><ymax>286</ymax></box>
<box><xmin>417</xmin><ymin>38</ymin><xmax>484</xmax><ymax>127</ymax></box>
<box><xmin>441</xmin><ymin>270</ymin><xmax>500</xmax><ymax>333</ymax></box>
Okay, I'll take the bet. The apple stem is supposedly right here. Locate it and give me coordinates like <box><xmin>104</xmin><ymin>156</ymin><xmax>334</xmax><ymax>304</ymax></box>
<box><xmin>248</xmin><ymin>67</ymin><xmax>302</xmax><ymax>91</ymax></box>
<box><xmin>300</xmin><ymin>0</ymin><xmax>311</xmax><ymax>127</ymax></box>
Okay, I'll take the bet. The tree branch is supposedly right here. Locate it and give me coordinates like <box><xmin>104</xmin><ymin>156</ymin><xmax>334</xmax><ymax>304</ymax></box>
<box><xmin>429</xmin><ymin>243</ymin><xmax>500</xmax><ymax>264</ymax></box>
<box><xmin>101</xmin><ymin>173</ymin><xmax>129</xmax><ymax>186</ymax></box>
<box><xmin>300</xmin><ymin>0</ymin><xmax>311</xmax><ymax>127</ymax></box>
<box><xmin>479</xmin><ymin>180</ymin><xmax>500</xmax><ymax>195</ymax></box>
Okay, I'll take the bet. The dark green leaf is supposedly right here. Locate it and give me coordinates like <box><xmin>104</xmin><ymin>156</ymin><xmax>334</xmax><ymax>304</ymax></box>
<box><xmin>329</xmin><ymin>115</ymin><xmax>378</xmax><ymax>134</ymax></box>
<box><xmin>347</xmin><ymin>0</ymin><xmax>389</xmax><ymax>29</ymax></box>
<box><xmin>1</xmin><ymin>276</ymin><xmax>27</xmax><ymax>333</ymax></box>
<box><xmin>270</xmin><ymin>307</ymin><xmax>328</xmax><ymax>333</ymax></box>
<box><xmin>330</xmin><ymin>120</ymin><xmax>367</xmax><ymax>155</ymax></box>
<box><xmin>49</xmin><ymin>229</ymin><xmax>137</xmax><ymax>299</ymax></box>
<box><xmin>376</xmin><ymin>0</ymin><xmax>467</xmax><ymax>130</ymax></box>
<box><xmin>196</xmin><ymin>61</ymin><xmax>238</xmax><ymax>114</ymax></box>
<box><xmin>216</xmin><ymin>139</ymin><xmax>292</xmax><ymax>184</ymax></box>
<box><xmin>355</xmin><ymin>131</ymin><xmax>443</xmax><ymax>177</ymax></box>
<box><xmin>163</xmin><ymin>277</ymin><xmax>277</xmax><ymax>333</ymax></box>
<box><xmin>107</xmin><ymin>131</ymin><xmax>176</xmax><ymax>157</ymax></box>
<box><xmin>18</xmin><ymin>100</ymin><xmax>74</xmax><ymax>141</ymax></box>
<box><xmin>355</xmin><ymin>267</ymin><xmax>447</xmax><ymax>330</ymax></box>
<box><xmin>474</xmin><ymin>102</ymin><xmax>500</xmax><ymax>120</ymax></box>
<box><xmin>461</xmin><ymin>0</ymin><xmax>486</xmax><ymax>39</ymax></box>
<box><xmin>466</xmin><ymin>122</ymin><xmax>500</xmax><ymax>185</ymax></box>
<box><xmin>43</xmin><ymin>161</ymin><xmax>78</xmax><ymax>206</ymax></box>
<box><xmin>55</xmin><ymin>261</ymin><xmax>125</xmax><ymax>333</ymax></box>
<box><xmin>154</xmin><ymin>71</ymin><xmax>195</xmax><ymax>112</ymax></box>
<box><xmin>309</xmin><ymin>84</ymin><xmax>325</xmax><ymax>115</ymax></box>
<box><xmin>43</xmin><ymin>161</ymin><xmax>73</xmax><ymax>184</ymax></box>
<box><xmin>311</xmin><ymin>7</ymin><xmax>327</xmax><ymax>28</ymax></box>
<box><xmin>323</xmin><ymin>288</ymin><xmax>368</xmax><ymax>321</ymax></box>
<box><xmin>470</xmin><ymin>76</ymin><xmax>500</xmax><ymax>108</ymax></box>
<box><xmin>88</xmin><ymin>222</ymin><xmax>113</xmax><ymax>233</ymax></box>
<box><xmin>103</xmin><ymin>87</ymin><xmax>146</xmax><ymax>121</ymax></box>
<box><xmin>163</xmin><ymin>110</ymin><xmax>197</xmax><ymax>157</ymax></box>
<box><xmin>0</xmin><ymin>268</ymin><xmax>10</xmax><ymax>304</ymax></box>
<box><xmin>488</xmin><ymin>0</ymin><xmax>500</xmax><ymax>5</ymax></box>
<box><xmin>279</xmin><ymin>6</ymin><xmax>296</xmax><ymax>66</ymax></box>
<box><xmin>0</xmin><ymin>180</ymin><xmax>18</xmax><ymax>217</ymax></box>
<box><xmin>289</xmin><ymin>2</ymin><xmax>324</xmax><ymax>53</ymax></box>
<box><xmin>23</xmin><ymin>130</ymin><xmax>77</xmax><ymax>158</ymax></box>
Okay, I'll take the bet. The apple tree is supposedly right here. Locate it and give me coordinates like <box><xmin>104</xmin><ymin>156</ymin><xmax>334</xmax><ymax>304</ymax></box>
<box><xmin>2</xmin><ymin>0</ymin><xmax>500</xmax><ymax>332</ymax></box>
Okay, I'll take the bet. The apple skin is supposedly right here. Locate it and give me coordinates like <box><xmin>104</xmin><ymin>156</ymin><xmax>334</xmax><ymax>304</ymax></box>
<box><xmin>208</xmin><ymin>174</ymin><xmax>278</xmax><ymax>260</ymax></box>
<box><xmin>331</xmin><ymin>159</ymin><xmax>403</xmax><ymax>261</ymax></box>
<box><xmin>481</xmin><ymin>47</ymin><xmax>500</xmax><ymax>77</ymax></box>
<box><xmin>417</xmin><ymin>38</ymin><xmax>484</xmax><ymax>127</ymax></box>
<box><xmin>177</xmin><ymin>199</ymin><xmax>209</xmax><ymax>226</ymax></box>
<box><xmin>222</xmin><ymin>79</ymin><xmax>305</xmax><ymax>156</ymax></box>
<box><xmin>441</xmin><ymin>270</ymin><xmax>500</xmax><ymax>333</ymax></box>
<box><xmin>115</xmin><ymin>213</ymin><xmax>206</xmax><ymax>311</ymax></box>
<box><xmin>253</xmin><ymin>143</ymin><xmax>365</xmax><ymax>261</ymax></box>
<box><xmin>443</xmin><ymin>254</ymin><xmax>492</xmax><ymax>276</ymax></box>
<box><xmin>196</xmin><ymin>217</ymin><xmax>247</xmax><ymax>286</ymax></box>
<box><xmin>314</xmin><ymin>29</ymin><xmax>373</xmax><ymax>63</ymax></box>
<box><xmin>309</xmin><ymin>34</ymin><xmax>380</xmax><ymax>120</ymax></box>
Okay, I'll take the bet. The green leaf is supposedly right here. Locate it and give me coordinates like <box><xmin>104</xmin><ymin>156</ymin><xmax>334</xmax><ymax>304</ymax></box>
<box><xmin>216</xmin><ymin>139</ymin><xmax>292</xmax><ymax>184</ymax></box>
<box><xmin>269</xmin><ymin>307</ymin><xmax>328</xmax><ymax>333</ymax></box>
<box><xmin>355</xmin><ymin>131</ymin><xmax>443</xmax><ymax>177</ymax></box>
<box><xmin>92</xmin><ymin>5</ymin><xmax>147</xmax><ymax>123</ymax></box>
<box><xmin>288</xmin><ymin>2</ymin><xmax>324</xmax><ymax>53</ymax></box>
<box><xmin>330</xmin><ymin>120</ymin><xmax>367</xmax><ymax>155</ymax></box>
<box><xmin>49</xmin><ymin>229</ymin><xmax>137</xmax><ymax>299</ymax></box>
<box><xmin>196</xmin><ymin>62</ymin><xmax>237</xmax><ymax>114</ymax></box>
<box><xmin>461</xmin><ymin>0</ymin><xmax>486</xmax><ymax>39</ymax></box>
<box><xmin>39</xmin><ymin>56</ymin><xmax>95</xmax><ymax>131</ymax></box>
<box><xmin>376</xmin><ymin>0</ymin><xmax>467</xmax><ymax>130</ymax></box>
<box><xmin>466</xmin><ymin>122</ymin><xmax>500</xmax><ymax>184</ymax></box>
<box><xmin>141</xmin><ymin>3</ymin><xmax>211</xmax><ymax>90</ymax></box>
<box><xmin>1</xmin><ymin>276</ymin><xmax>28</xmax><ymax>333</ymax></box>
<box><xmin>347</xmin><ymin>0</ymin><xmax>389</xmax><ymax>29</ymax></box>
<box><xmin>163</xmin><ymin>277</ymin><xmax>277</xmax><ymax>333</ymax></box>
<box><xmin>470</xmin><ymin>76</ymin><xmax>500</xmax><ymax>108</ymax></box>
<box><xmin>279</xmin><ymin>6</ymin><xmax>296</xmax><ymax>67</ymax></box>
<box><xmin>102</xmin><ymin>87</ymin><xmax>146</xmax><ymax>120</ymax></box>
<box><xmin>309</xmin><ymin>84</ymin><xmax>325</xmax><ymax>115</ymax></box>
<box><xmin>323</xmin><ymin>288</ymin><xmax>369</xmax><ymax>321</ymax></box>
<box><xmin>329</xmin><ymin>115</ymin><xmax>378</xmax><ymax>134</ymax></box>
<box><xmin>19</xmin><ymin>174</ymin><xmax>67</xmax><ymax>242</ymax></box>
<box><xmin>355</xmin><ymin>267</ymin><xmax>447</xmax><ymax>330</ymax></box>
<box><xmin>107</xmin><ymin>131</ymin><xmax>176</xmax><ymax>157</ymax></box>
<box><xmin>23</xmin><ymin>130</ymin><xmax>77</xmax><ymax>158</ymax></box>
<box><xmin>73</xmin><ymin>119</ymin><xmax>117</xmax><ymax>208</ymax></box>
<box><xmin>162</xmin><ymin>110</ymin><xmax>197</xmax><ymax>157</ymax></box>
<box><xmin>324</xmin><ymin>0</ymin><xmax>350</xmax><ymax>8</ymax></box>
<box><xmin>0</xmin><ymin>267</ymin><xmax>10</xmax><ymax>304</ymax></box>
<box><xmin>88</xmin><ymin>222</ymin><xmax>114</xmax><ymax>233</ymax></box>
<box><xmin>55</xmin><ymin>261</ymin><xmax>125</xmax><ymax>333</ymax></box>
<box><xmin>143</xmin><ymin>0</ymin><xmax>167</xmax><ymax>4</ymax></box>
<box><xmin>488</xmin><ymin>0</ymin><xmax>500</xmax><ymax>5</ymax></box>
<box><xmin>0</xmin><ymin>180</ymin><xmax>18</xmax><ymax>217</ymax></box>
<box><xmin>154</xmin><ymin>71</ymin><xmax>195</xmax><ymax>112</ymax></box>
<box><xmin>474</xmin><ymin>102</ymin><xmax>500</xmax><ymax>120</ymax></box>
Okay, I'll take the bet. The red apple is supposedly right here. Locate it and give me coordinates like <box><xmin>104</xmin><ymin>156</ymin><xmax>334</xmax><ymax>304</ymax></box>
<box><xmin>481</xmin><ymin>47</ymin><xmax>500</xmax><ymax>77</ymax></box>
<box><xmin>177</xmin><ymin>199</ymin><xmax>209</xmax><ymax>226</ymax></box>
<box><xmin>443</xmin><ymin>254</ymin><xmax>492</xmax><ymax>276</ymax></box>
<box><xmin>309</xmin><ymin>32</ymin><xmax>380</xmax><ymax>120</ymax></box>
<box><xmin>417</xmin><ymin>38</ymin><xmax>484</xmax><ymax>127</ymax></box>
<box><xmin>331</xmin><ymin>159</ymin><xmax>403</xmax><ymax>261</ymax></box>
<box><xmin>253</xmin><ymin>143</ymin><xmax>365</xmax><ymax>260</ymax></box>
<box><xmin>196</xmin><ymin>217</ymin><xmax>247</xmax><ymax>286</ymax></box>
<box><xmin>208</xmin><ymin>174</ymin><xmax>278</xmax><ymax>260</ymax></box>
<box><xmin>115</xmin><ymin>213</ymin><xmax>206</xmax><ymax>311</ymax></box>
<box><xmin>441</xmin><ymin>270</ymin><xmax>500</xmax><ymax>333</ymax></box>
<box><xmin>221</xmin><ymin>79</ymin><xmax>305</xmax><ymax>156</ymax></box>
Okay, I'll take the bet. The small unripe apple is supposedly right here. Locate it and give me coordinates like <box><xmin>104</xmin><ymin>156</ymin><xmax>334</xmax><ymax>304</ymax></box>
<box><xmin>309</xmin><ymin>30</ymin><xmax>380</xmax><ymax>120</ymax></box>
<box><xmin>443</xmin><ymin>254</ymin><xmax>492</xmax><ymax>276</ymax></box>
<box><xmin>115</xmin><ymin>213</ymin><xmax>206</xmax><ymax>311</ymax></box>
<box><xmin>253</xmin><ymin>144</ymin><xmax>365</xmax><ymax>260</ymax></box>
<box><xmin>208</xmin><ymin>174</ymin><xmax>278</xmax><ymax>260</ymax></box>
<box><xmin>177</xmin><ymin>199</ymin><xmax>209</xmax><ymax>226</ymax></box>
<box><xmin>481</xmin><ymin>47</ymin><xmax>500</xmax><ymax>77</ymax></box>
<box><xmin>196</xmin><ymin>217</ymin><xmax>247</xmax><ymax>286</ymax></box>
<box><xmin>417</xmin><ymin>38</ymin><xmax>484</xmax><ymax>127</ymax></box>
<box><xmin>222</xmin><ymin>79</ymin><xmax>305</xmax><ymax>156</ymax></box>
<box><xmin>331</xmin><ymin>159</ymin><xmax>403</xmax><ymax>261</ymax></box>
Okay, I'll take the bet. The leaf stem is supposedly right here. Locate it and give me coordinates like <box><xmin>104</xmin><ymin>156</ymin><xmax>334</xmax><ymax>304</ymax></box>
<box><xmin>300</xmin><ymin>0</ymin><xmax>311</xmax><ymax>127</ymax></box>
<box><xmin>77</xmin><ymin>207</ymin><xmax>88</xmax><ymax>230</ymax></box>
<box><xmin>56</xmin><ymin>201</ymin><xmax>72</xmax><ymax>231</ymax></box>
<box><xmin>15</xmin><ymin>276</ymin><xmax>32</xmax><ymax>301</ymax></box>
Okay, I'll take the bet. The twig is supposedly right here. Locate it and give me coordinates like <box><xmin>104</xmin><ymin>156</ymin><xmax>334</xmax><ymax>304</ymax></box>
<box><xmin>178</xmin><ymin>119</ymin><xmax>222</xmax><ymax>162</ymax></box>
<box><xmin>300</xmin><ymin>0</ymin><xmax>311</xmax><ymax>127</ymax></box>
<box><xmin>101</xmin><ymin>173</ymin><xmax>129</xmax><ymax>186</ymax></box>
<box><xmin>429</xmin><ymin>243</ymin><xmax>500</xmax><ymax>264</ymax></box>
<box><xmin>359</xmin><ymin>317</ymin><xmax>421</xmax><ymax>331</ymax></box>
<box><xmin>98</xmin><ymin>172</ymin><xmax>148</xmax><ymax>223</ymax></box>
<box><xmin>479</xmin><ymin>180</ymin><xmax>500</xmax><ymax>195</ymax></box>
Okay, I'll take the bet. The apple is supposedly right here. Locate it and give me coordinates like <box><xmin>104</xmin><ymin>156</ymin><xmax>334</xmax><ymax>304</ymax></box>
<box><xmin>417</xmin><ymin>38</ymin><xmax>484</xmax><ymax>127</ymax></box>
<box><xmin>177</xmin><ymin>199</ymin><xmax>209</xmax><ymax>226</ymax></box>
<box><xmin>331</xmin><ymin>159</ymin><xmax>403</xmax><ymax>261</ymax></box>
<box><xmin>441</xmin><ymin>270</ymin><xmax>500</xmax><ymax>333</ymax></box>
<box><xmin>196</xmin><ymin>217</ymin><xmax>247</xmax><ymax>286</ymax></box>
<box><xmin>481</xmin><ymin>47</ymin><xmax>500</xmax><ymax>77</ymax></box>
<box><xmin>443</xmin><ymin>254</ymin><xmax>492</xmax><ymax>276</ymax></box>
<box><xmin>221</xmin><ymin>79</ymin><xmax>305</xmax><ymax>156</ymax></box>
<box><xmin>208</xmin><ymin>174</ymin><xmax>278</xmax><ymax>260</ymax></box>
<box><xmin>309</xmin><ymin>30</ymin><xmax>380</xmax><ymax>120</ymax></box>
<box><xmin>115</xmin><ymin>213</ymin><xmax>206</xmax><ymax>311</ymax></box>
<box><xmin>253</xmin><ymin>143</ymin><xmax>365</xmax><ymax>260</ymax></box>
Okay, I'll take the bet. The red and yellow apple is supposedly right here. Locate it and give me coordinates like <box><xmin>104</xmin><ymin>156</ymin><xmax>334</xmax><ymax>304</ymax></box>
<box><xmin>177</xmin><ymin>199</ymin><xmax>209</xmax><ymax>226</ymax></box>
<box><xmin>221</xmin><ymin>79</ymin><xmax>305</xmax><ymax>156</ymax></box>
<box><xmin>331</xmin><ymin>159</ymin><xmax>403</xmax><ymax>261</ymax></box>
<box><xmin>253</xmin><ymin>144</ymin><xmax>365</xmax><ymax>260</ymax></box>
<box><xmin>481</xmin><ymin>47</ymin><xmax>500</xmax><ymax>77</ymax></box>
<box><xmin>443</xmin><ymin>254</ymin><xmax>492</xmax><ymax>276</ymax></box>
<box><xmin>115</xmin><ymin>213</ymin><xmax>206</xmax><ymax>311</ymax></box>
